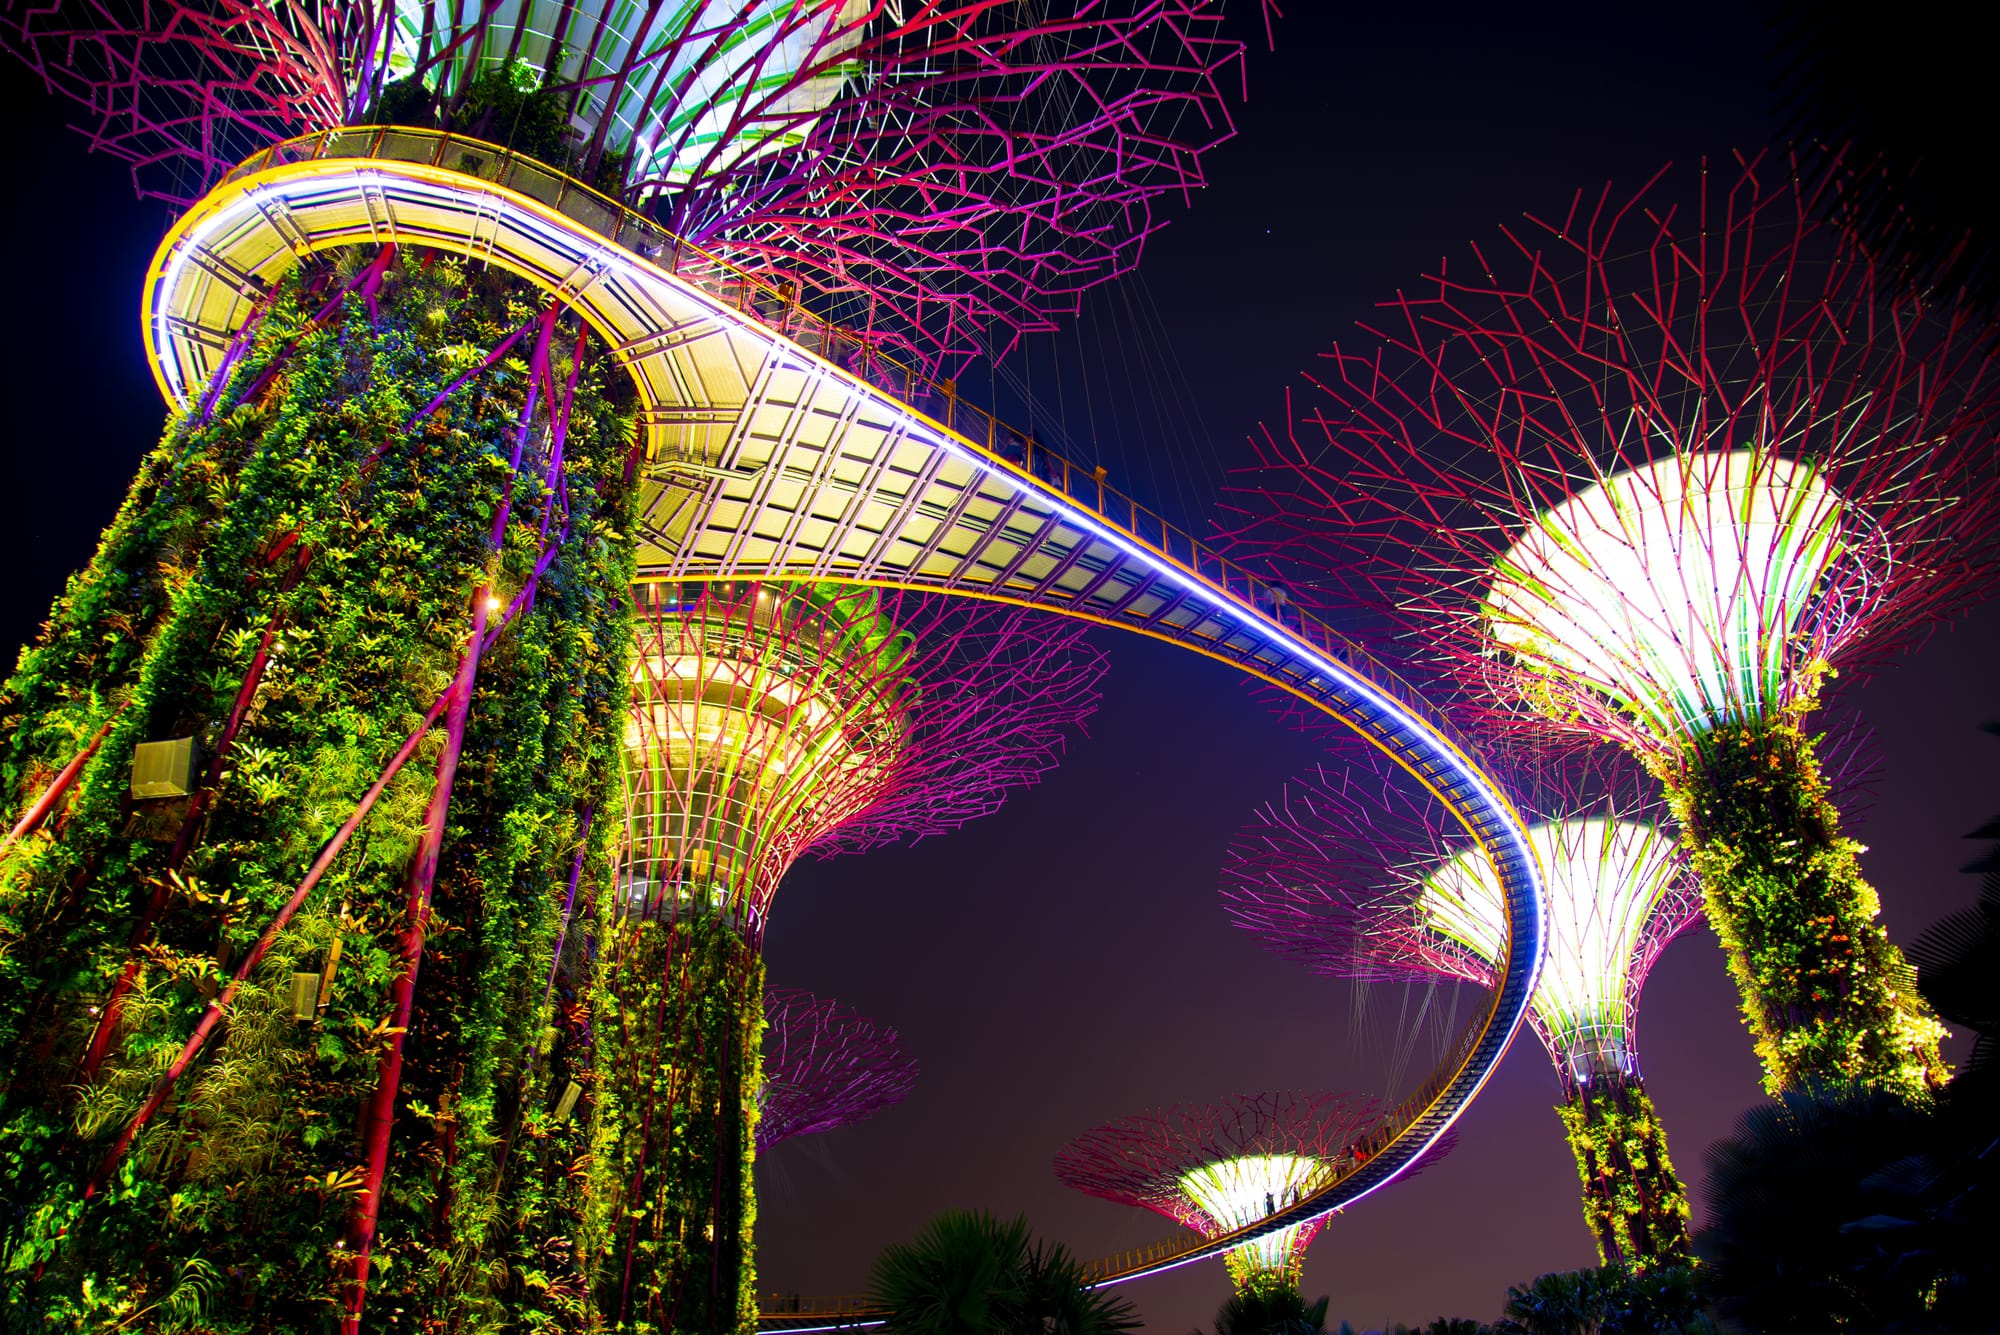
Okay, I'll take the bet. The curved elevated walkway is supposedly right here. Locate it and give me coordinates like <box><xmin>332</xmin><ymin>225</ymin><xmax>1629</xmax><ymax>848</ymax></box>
<box><xmin>144</xmin><ymin>128</ymin><xmax>1545</xmax><ymax>1319</ymax></box>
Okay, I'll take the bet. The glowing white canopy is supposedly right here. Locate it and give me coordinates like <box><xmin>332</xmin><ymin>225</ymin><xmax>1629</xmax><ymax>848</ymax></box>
<box><xmin>1419</xmin><ymin>818</ymin><xmax>1687</xmax><ymax>1080</ymax></box>
<box><xmin>1178</xmin><ymin>1153</ymin><xmax>1334</xmax><ymax>1277</ymax></box>
<box><xmin>1485</xmin><ymin>449</ymin><xmax>1846</xmax><ymax>739</ymax></box>
<box><xmin>389</xmin><ymin>0</ymin><xmax>866</xmax><ymax>185</ymax></box>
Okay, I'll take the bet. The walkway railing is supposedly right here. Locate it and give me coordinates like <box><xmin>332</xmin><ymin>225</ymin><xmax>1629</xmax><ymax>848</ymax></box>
<box><xmin>219</xmin><ymin>127</ymin><xmax>1492</xmax><ymax>785</ymax></box>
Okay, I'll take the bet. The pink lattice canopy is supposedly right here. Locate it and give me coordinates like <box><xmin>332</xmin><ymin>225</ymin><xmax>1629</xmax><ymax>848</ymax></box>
<box><xmin>1223</xmin><ymin>153</ymin><xmax>2000</xmax><ymax>755</ymax></box>
<box><xmin>2</xmin><ymin>0</ymin><xmax>1251</xmax><ymax>374</ymax></box>
<box><xmin>617</xmin><ymin>581</ymin><xmax>1104</xmax><ymax>945</ymax></box>
<box><xmin>1222</xmin><ymin>747</ymin><xmax>1704</xmax><ymax>1083</ymax></box>
<box><xmin>757</xmin><ymin>988</ymin><xmax>916</xmax><ymax>1152</ymax></box>
<box><xmin>1055</xmin><ymin>1090</ymin><xmax>1398</xmax><ymax>1292</ymax></box>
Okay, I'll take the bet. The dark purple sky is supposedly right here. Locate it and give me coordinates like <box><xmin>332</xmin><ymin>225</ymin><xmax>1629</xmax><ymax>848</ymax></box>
<box><xmin>3</xmin><ymin>4</ymin><xmax>1997</xmax><ymax>1329</ymax></box>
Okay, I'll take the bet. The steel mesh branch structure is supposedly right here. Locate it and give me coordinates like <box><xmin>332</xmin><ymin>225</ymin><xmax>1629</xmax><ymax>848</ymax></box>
<box><xmin>1222</xmin><ymin>750</ymin><xmax>1700</xmax><ymax>1266</ymax></box>
<box><xmin>757</xmin><ymin>987</ymin><xmax>916</xmax><ymax>1152</ymax></box>
<box><xmin>618</xmin><ymin>579</ymin><xmax>1105</xmax><ymax>942</ymax></box>
<box><xmin>591</xmin><ymin>578</ymin><xmax>1101</xmax><ymax>1329</ymax></box>
<box><xmin>1225</xmin><ymin>154</ymin><xmax>2000</xmax><ymax>1101</ymax></box>
<box><xmin>1055</xmin><ymin>1091</ymin><xmax>1412</xmax><ymax>1301</ymax></box>
<box><xmin>1</xmin><ymin>0</ymin><xmax>1248</xmax><ymax>374</ymax></box>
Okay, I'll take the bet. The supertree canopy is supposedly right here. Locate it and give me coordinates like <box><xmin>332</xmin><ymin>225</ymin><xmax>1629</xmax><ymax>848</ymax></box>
<box><xmin>1</xmin><ymin>0</ymin><xmax>1248</xmax><ymax>373</ymax></box>
<box><xmin>1226</xmin><ymin>154</ymin><xmax>2000</xmax><ymax>1100</ymax></box>
<box><xmin>617</xmin><ymin>580</ymin><xmax>1103</xmax><ymax>940</ymax></box>
<box><xmin>1054</xmin><ymin>1091</ymin><xmax>1422</xmax><ymax>1301</ymax></box>
<box><xmin>587</xmin><ymin>578</ymin><xmax>1101</xmax><ymax>1329</ymax></box>
<box><xmin>756</xmin><ymin>986</ymin><xmax>916</xmax><ymax>1152</ymax></box>
<box><xmin>1222</xmin><ymin>749</ymin><xmax>1701</xmax><ymax>1267</ymax></box>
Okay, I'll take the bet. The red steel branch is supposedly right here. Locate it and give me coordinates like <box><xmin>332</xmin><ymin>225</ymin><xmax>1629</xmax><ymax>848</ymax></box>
<box><xmin>77</xmin><ymin>246</ymin><xmax>404</xmax><ymax>1080</ymax></box>
<box><xmin>78</xmin><ymin>310</ymin><xmax>590</xmax><ymax>1214</ymax></box>
<box><xmin>341</xmin><ymin>302</ymin><xmax>563</xmax><ymax>1330</ymax></box>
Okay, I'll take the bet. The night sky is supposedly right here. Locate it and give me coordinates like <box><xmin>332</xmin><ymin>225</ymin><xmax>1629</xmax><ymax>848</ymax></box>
<box><xmin>3</xmin><ymin>4</ymin><xmax>1998</xmax><ymax>1330</ymax></box>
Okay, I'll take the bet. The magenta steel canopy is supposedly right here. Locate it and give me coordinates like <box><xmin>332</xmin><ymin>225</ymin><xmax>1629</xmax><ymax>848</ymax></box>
<box><xmin>758</xmin><ymin>988</ymin><xmax>916</xmax><ymax>1153</ymax></box>
<box><xmin>1</xmin><ymin>0</ymin><xmax>1251</xmax><ymax>374</ymax></box>
<box><xmin>619</xmin><ymin>581</ymin><xmax>1107</xmax><ymax>949</ymax></box>
<box><xmin>1054</xmin><ymin>1090</ymin><xmax>1448</xmax><ymax>1296</ymax></box>
<box><xmin>1222</xmin><ymin>745</ymin><xmax>1702</xmax><ymax>1086</ymax></box>
<box><xmin>1224</xmin><ymin>152</ymin><xmax>2000</xmax><ymax>758</ymax></box>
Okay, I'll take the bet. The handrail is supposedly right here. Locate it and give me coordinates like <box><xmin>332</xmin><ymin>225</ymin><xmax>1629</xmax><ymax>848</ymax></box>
<box><xmin>213</xmin><ymin>128</ymin><xmax>1491</xmax><ymax>783</ymax></box>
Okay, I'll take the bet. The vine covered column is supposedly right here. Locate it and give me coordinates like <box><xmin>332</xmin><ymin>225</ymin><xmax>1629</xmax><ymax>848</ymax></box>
<box><xmin>1663</xmin><ymin>715</ymin><xmax>1948</xmax><ymax>1100</ymax></box>
<box><xmin>0</xmin><ymin>248</ymin><xmax>637</xmax><ymax>1331</ymax></box>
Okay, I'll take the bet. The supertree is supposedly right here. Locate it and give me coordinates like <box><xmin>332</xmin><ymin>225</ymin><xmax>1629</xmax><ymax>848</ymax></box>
<box><xmin>756</xmin><ymin>987</ymin><xmax>916</xmax><ymax>1153</ymax></box>
<box><xmin>0</xmin><ymin>0</ymin><xmax>1215</xmax><ymax>1327</ymax></box>
<box><xmin>1225</xmin><ymin>153</ymin><xmax>2000</xmax><ymax>1101</ymax></box>
<box><xmin>584</xmin><ymin>577</ymin><xmax>1101</xmax><ymax>1328</ymax></box>
<box><xmin>0</xmin><ymin>0</ymin><xmax>1249</xmax><ymax>374</ymax></box>
<box><xmin>1054</xmin><ymin>1090</ymin><xmax>1437</xmax><ymax>1302</ymax></box>
<box><xmin>1222</xmin><ymin>748</ymin><xmax>1702</xmax><ymax>1268</ymax></box>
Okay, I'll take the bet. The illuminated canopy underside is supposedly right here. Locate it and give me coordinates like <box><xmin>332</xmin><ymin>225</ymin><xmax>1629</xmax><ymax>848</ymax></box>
<box><xmin>1485</xmin><ymin>448</ymin><xmax>1846</xmax><ymax>740</ymax></box>
<box><xmin>390</xmin><ymin>0</ymin><xmax>865</xmax><ymax>186</ymax></box>
<box><xmin>1177</xmin><ymin>1153</ymin><xmax>1335</xmax><ymax>1283</ymax></box>
<box><xmin>1417</xmin><ymin>817</ymin><xmax>1689</xmax><ymax>1078</ymax></box>
<box><xmin>620</xmin><ymin>582</ymin><xmax>911</xmax><ymax>936</ymax></box>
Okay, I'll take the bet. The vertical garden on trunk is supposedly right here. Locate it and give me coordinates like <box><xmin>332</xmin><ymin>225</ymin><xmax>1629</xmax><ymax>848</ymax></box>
<box><xmin>1664</xmin><ymin>714</ymin><xmax>1943</xmax><ymax>1098</ymax></box>
<box><xmin>0</xmin><ymin>248</ymin><xmax>635</xmax><ymax>1331</ymax></box>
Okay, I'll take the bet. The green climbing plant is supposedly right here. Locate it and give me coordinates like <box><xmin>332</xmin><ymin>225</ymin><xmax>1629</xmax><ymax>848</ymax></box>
<box><xmin>1659</xmin><ymin>711</ymin><xmax>1948</xmax><ymax>1100</ymax></box>
<box><xmin>0</xmin><ymin>248</ymin><xmax>636</xmax><ymax>1331</ymax></box>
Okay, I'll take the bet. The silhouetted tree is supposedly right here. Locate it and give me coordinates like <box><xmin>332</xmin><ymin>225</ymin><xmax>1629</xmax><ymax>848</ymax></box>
<box><xmin>1486</xmin><ymin>1265</ymin><xmax>1712</xmax><ymax>1335</ymax></box>
<box><xmin>1212</xmin><ymin>1285</ymin><xmax>1331</xmax><ymax>1335</ymax></box>
<box><xmin>870</xmin><ymin>1209</ymin><xmax>1139</xmax><ymax>1335</ymax></box>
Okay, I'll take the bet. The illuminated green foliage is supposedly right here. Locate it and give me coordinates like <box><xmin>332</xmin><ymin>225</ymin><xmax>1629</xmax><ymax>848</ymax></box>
<box><xmin>1659</xmin><ymin>714</ymin><xmax>1948</xmax><ymax>1100</ymax></box>
<box><xmin>586</xmin><ymin>911</ymin><xmax>765</xmax><ymax>1333</ymax></box>
<box><xmin>1555</xmin><ymin>1076</ymin><xmax>1690</xmax><ymax>1268</ymax></box>
<box><xmin>0</xmin><ymin>250</ymin><xmax>634</xmax><ymax>1329</ymax></box>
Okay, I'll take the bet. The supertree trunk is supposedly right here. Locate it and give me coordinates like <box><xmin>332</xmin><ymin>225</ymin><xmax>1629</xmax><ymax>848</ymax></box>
<box><xmin>1662</xmin><ymin>714</ymin><xmax>1945</xmax><ymax>1100</ymax></box>
<box><xmin>590</xmin><ymin>911</ymin><xmax>765</xmax><ymax>1333</ymax></box>
<box><xmin>0</xmin><ymin>247</ymin><xmax>635</xmax><ymax>1329</ymax></box>
<box><xmin>1224</xmin><ymin>1249</ymin><xmax>1308</xmax><ymax>1304</ymax></box>
<box><xmin>1554</xmin><ymin>1072</ymin><xmax>1691</xmax><ymax>1269</ymax></box>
